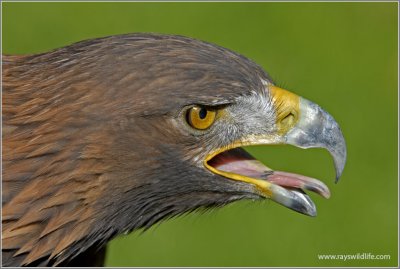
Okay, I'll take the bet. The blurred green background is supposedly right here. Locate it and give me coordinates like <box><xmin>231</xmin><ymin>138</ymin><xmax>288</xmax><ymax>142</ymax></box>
<box><xmin>2</xmin><ymin>2</ymin><xmax>398</xmax><ymax>267</ymax></box>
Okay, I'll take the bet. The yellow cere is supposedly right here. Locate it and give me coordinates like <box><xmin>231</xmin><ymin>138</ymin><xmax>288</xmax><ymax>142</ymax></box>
<box><xmin>187</xmin><ymin>106</ymin><xmax>216</xmax><ymax>130</ymax></box>
<box><xmin>269</xmin><ymin>86</ymin><xmax>300</xmax><ymax>135</ymax></box>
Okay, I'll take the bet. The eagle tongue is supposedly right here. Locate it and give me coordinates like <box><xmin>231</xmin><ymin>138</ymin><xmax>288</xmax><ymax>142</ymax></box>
<box><xmin>207</xmin><ymin>147</ymin><xmax>273</xmax><ymax>179</ymax></box>
<box><xmin>265</xmin><ymin>171</ymin><xmax>331</xmax><ymax>199</ymax></box>
<box><xmin>208</xmin><ymin>147</ymin><xmax>330</xmax><ymax>199</ymax></box>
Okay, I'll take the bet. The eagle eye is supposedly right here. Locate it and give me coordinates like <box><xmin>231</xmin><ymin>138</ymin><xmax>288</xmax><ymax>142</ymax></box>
<box><xmin>186</xmin><ymin>106</ymin><xmax>216</xmax><ymax>130</ymax></box>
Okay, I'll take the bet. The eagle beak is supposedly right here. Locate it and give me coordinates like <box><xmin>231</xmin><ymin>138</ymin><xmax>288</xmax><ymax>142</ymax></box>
<box><xmin>269</xmin><ymin>85</ymin><xmax>347</xmax><ymax>182</ymax></box>
<box><xmin>264</xmin><ymin>87</ymin><xmax>347</xmax><ymax>216</ymax></box>
<box><xmin>264</xmin><ymin>86</ymin><xmax>347</xmax><ymax>214</ymax></box>
<box><xmin>258</xmin><ymin>86</ymin><xmax>346</xmax><ymax>216</ymax></box>
<box><xmin>285</xmin><ymin>97</ymin><xmax>347</xmax><ymax>182</ymax></box>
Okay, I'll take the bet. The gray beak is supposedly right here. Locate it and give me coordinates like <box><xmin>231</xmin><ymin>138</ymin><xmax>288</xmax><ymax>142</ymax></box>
<box><xmin>285</xmin><ymin>97</ymin><xmax>347</xmax><ymax>182</ymax></box>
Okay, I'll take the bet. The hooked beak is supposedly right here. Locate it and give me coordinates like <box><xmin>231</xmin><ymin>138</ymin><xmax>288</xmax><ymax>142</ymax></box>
<box><xmin>204</xmin><ymin>86</ymin><xmax>347</xmax><ymax>216</ymax></box>
<box><xmin>285</xmin><ymin>97</ymin><xmax>347</xmax><ymax>182</ymax></box>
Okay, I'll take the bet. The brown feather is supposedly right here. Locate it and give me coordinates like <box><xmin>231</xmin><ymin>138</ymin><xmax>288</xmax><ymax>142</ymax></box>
<box><xmin>2</xmin><ymin>33</ymin><xmax>270</xmax><ymax>266</ymax></box>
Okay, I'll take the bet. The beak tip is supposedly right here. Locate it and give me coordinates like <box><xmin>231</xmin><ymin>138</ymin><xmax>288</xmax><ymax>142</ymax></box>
<box><xmin>310</xmin><ymin>211</ymin><xmax>317</xmax><ymax>217</ymax></box>
<box><xmin>334</xmin><ymin>165</ymin><xmax>343</xmax><ymax>183</ymax></box>
<box><xmin>303</xmin><ymin>203</ymin><xmax>317</xmax><ymax>217</ymax></box>
<box><xmin>334</xmin><ymin>164</ymin><xmax>344</xmax><ymax>184</ymax></box>
<box><xmin>329</xmin><ymin>122</ymin><xmax>347</xmax><ymax>184</ymax></box>
<box><xmin>333</xmin><ymin>148</ymin><xmax>346</xmax><ymax>184</ymax></box>
<box><xmin>270</xmin><ymin>186</ymin><xmax>319</xmax><ymax>217</ymax></box>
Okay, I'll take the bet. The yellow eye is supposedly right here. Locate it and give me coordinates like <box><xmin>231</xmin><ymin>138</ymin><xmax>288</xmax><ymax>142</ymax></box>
<box><xmin>186</xmin><ymin>106</ymin><xmax>216</xmax><ymax>130</ymax></box>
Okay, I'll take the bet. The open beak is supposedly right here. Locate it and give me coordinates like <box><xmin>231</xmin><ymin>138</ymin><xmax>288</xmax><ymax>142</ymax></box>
<box><xmin>204</xmin><ymin>86</ymin><xmax>347</xmax><ymax>216</ymax></box>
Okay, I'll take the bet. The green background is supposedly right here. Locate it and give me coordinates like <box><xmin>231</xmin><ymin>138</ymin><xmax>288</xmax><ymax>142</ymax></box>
<box><xmin>2</xmin><ymin>2</ymin><xmax>398</xmax><ymax>267</ymax></box>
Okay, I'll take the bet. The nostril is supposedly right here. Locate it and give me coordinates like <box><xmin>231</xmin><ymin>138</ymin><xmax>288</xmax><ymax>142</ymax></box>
<box><xmin>281</xmin><ymin>112</ymin><xmax>295</xmax><ymax>126</ymax></box>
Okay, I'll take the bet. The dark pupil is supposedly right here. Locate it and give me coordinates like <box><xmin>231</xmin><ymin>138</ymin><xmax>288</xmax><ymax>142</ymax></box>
<box><xmin>199</xmin><ymin>108</ymin><xmax>207</xmax><ymax>119</ymax></box>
